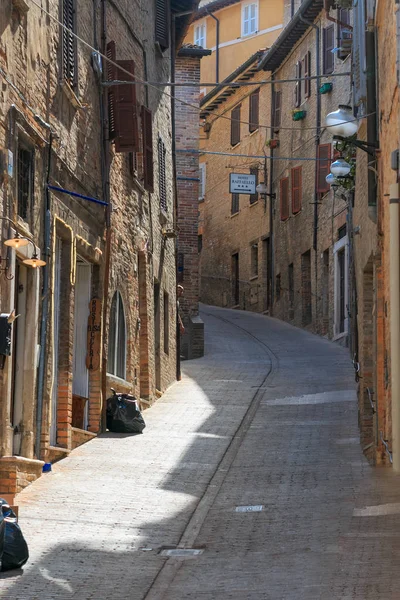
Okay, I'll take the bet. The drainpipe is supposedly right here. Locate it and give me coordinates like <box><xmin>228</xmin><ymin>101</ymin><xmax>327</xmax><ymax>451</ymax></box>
<box><xmin>299</xmin><ymin>15</ymin><xmax>320</xmax><ymax>318</ymax></box>
<box><xmin>366</xmin><ymin>23</ymin><xmax>378</xmax><ymax>219</ymax></box>
<box><xmin>390</xmin><ymin>182</ymin><xmax>400</xmax><ymax>470</ymax></box>
<box><xmin>206</xmin><ymin>9</ymin><xmax>220</xmax><ymax>83</ymax></box>
<box><xmin>35</xmin><ymin>132</ymin><xmax>52</xmax><ymax>460</ymax></box>
<box><xmin>100</xmin><ymin>0</ymin><xmax>112</xmax><ymax>431</ymax></box>
<box><xmin>269</xmin><ymin>75</ymin><xmax>275</xmax><ymax>314</ymax></box>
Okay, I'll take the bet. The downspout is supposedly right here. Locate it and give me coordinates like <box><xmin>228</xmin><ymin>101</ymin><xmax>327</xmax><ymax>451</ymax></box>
<box><xmin>389</xmin><ymin>182</ymin><xmax>400</xmax><ymax>470</ymax></box>
<box><xmin>100</xmin><ymin>0</ymin><xmax>112</xmax><ymax>431</ymax></box>
<box><xmin>366</xmin><ymin>22</ymin><xmax>378</xmax><ymax>219</ymax></box>
<box><xmin>35</xmin><ymin>131</ymin><xmax>52</xmax><ymax>459</ymax></box>
<box><xmin>269</xmin><ymin>75</ymin><xmax>275</xmax><ymax>314</ymax></box>
<box><xmin>299</xmin><ymin>14</ymin><xmax>320</xmax><ymax>315</ymax></box>
<box><xmin>171</xmin><ymin>12</ymin><xmax>180</xmax><ymax>380</ymax></box>
<box><xmin>206</xmin><ymin>9</ymin><xmax>220</xmax><ymax>83</ymax></box>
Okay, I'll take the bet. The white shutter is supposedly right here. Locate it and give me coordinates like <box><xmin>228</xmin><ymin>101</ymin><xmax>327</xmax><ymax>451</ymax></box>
<box><xmin>250</xmin><ymin>4</ymin><xmax>257</xmax><ymax>34</ymax></box>
<box><xmin>243</xmin><ymin>6</ymin><xmax>249</xmax><ymax>36</ymax></box>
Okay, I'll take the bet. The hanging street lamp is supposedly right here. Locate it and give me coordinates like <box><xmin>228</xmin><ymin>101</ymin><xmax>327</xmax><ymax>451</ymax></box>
<box><xmin>325</xmin><ymin>104</ymin><xmax>378</xmax><ymax>156</ymax></box>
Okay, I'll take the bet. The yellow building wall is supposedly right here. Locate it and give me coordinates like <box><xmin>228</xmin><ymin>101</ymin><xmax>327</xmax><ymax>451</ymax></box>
<box><xmin>186</xmin><ymin>0</ymin><xmax>284</xmax><ymax>85</ymax></box>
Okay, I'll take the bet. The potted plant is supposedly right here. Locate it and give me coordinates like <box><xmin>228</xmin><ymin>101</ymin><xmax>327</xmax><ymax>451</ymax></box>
<box><xmin>266</xmin><ymin>138</ymin><xmax>279</xmax><ymax>149</ymax></box>
<box><xmin>292</xmin><ymin>108</ymin><xmax>307</xmax><ymax>121</ymax></box>
<box><xmin>319</xmin><ymin>82</ymin><xmax>333</xmax><ymax>94</ymax></box>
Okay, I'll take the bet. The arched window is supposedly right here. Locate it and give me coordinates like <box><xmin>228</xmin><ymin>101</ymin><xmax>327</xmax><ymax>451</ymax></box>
<box><xmin>107</xmin><ymin>291</ymin><xmax>126</xmax><ymax>379</ymax></box>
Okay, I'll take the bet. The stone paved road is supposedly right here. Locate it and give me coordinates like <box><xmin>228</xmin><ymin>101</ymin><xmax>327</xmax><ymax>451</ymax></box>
<box><xmin>1</xmin><ymin>305</ymin><xmax>400</xmax><ymax>600</ymax></box>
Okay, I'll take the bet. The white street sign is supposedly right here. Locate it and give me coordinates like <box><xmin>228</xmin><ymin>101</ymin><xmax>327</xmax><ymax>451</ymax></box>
<box><xmin>229</xmin><ymin>173</ymin><xmax>256</xmax><ymax>195</ymax></box>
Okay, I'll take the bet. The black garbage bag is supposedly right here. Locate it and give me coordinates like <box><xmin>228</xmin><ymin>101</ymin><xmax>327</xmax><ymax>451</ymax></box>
<box><xmin>0</xmin><ymin>500</ymin><xmax>4</xmax><ymax>568</ymax></box>
<box><xmin>0</xmin><ymin>499</ymin><xmax>29</xmax><ymax>571</ymax></box>
<box><xmin>106</xmin><ymin>393</ymin><xmax>146</xmax><ymax>434</ymax></box>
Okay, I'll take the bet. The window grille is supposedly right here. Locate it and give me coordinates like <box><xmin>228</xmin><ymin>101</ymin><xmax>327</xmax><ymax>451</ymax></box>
<box><xmin>62</xmin><ymin>0</ymin><xmax>77</xmax><ymax>87</ymax></box>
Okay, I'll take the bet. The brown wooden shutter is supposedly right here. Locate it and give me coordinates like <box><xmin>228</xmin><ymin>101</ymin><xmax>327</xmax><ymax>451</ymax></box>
<box><xmin>249</xmin><ymin>166</ymin><xmax>258</xmax><ymax>204</ymax></box>
<box><xmin>142</xmin><ymin>106</ymin><xmax>154</xmax><ymax>192</ymax></box>
<box><xmin>323</xmin><ymin>26</ymin><xmax>335</xmax><ymax>74</ymax></box>
<box><xmin>113</xmin><ymin>60</ymin><xmax>139</xmax><ymax>153</ymax></box>
<box><xmin>158</xmin><ymin>137</ymin><xmax>167</xmax><ymax>212</ymax></box>
<box><xmin>273</xmin><ymin>90</ymin><xmax>282</xmax><ymax>130</ymax></box>
<box><xmin>294</xmin><ymin>61</ymin><xmax>302</xmax><ymax>107</ymax></box>
<box><xmin>317</xmin><ymin>144</ymin><xmax>332</xmax><ymax>194</ymax></box>
<box><xmin>249</xmin><ymin>89</ymin><xmax>259</xmax><ymax>133</ymax></box>
<box><xmin>304</xmin><ymin>51</ymin><xmax>311</xmax><ymax>98</ymax></box>
<box><xmin>291</xmin><ymin>166</ymin><xmax>302</xmax><ymax>214</ymax></box>
<box><xmin>231</xmin><ymin>105</ymin><xmax>241</xmax><ymax>146</ymax></box>
<box><xmin>280</xmin><ymin>177</ymin><xmax>289</xmax><ymax>221</ymax></box>
<box><xmin>62</xmin><ymin>0</ymin><xmax>77</xmax><ymax>86</ymax></box>
<box><xmin>106</xmin><ymin>41</ymin><xmax>117</xmax><ymax>140</ymax></box>
<box><xmin>155</xmin><ymin>0</ymin><xmax>169</xmax><ymax>51</ymax></box>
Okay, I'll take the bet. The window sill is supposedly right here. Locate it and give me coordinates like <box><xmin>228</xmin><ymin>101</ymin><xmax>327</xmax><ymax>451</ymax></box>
<box><xmin>249</xmin><ymin>275</ymin><xmax>258</xmax><ymax>281</ymax></box>
<box><xmin>231</xmin><ymin>142</ymin><xmax>241</xmax><ymax>149</ymax></box>
<box><xmin>249</xmin><ymin>128</ymin><xmax>259</xmax><ymax>136</ymax></box>
<box><xmin>333</xmin><ymin>331</ymin><xmax>348</xmax><ymax>342</ymax></box>
<box><xmin>106</xmin><ymin>373</ymin><xmax>133</xmax><ymax>393</ymax></box>
<box><xmin>12</xmin><ymin>0</ymin><xmax>29</xmax><ymax>13</ymax></box>
<box><xmin>231</xmin><ymin>211</ymin><xmax>239</xmax><ymax>217</ymax></box>
<box><xmin>241</xmin><ymin>30</ymin><xmax>258</xmax><ymax>39</ymax></box>
<box><xmin>249</xmin><ymin>200</ymin><xmax>259</xmax><ymax>207</ymax></box>
<box><xmin>61</xmin><ymin>80</ymin><xmax>84</xmax><ymax>110</ymax></box>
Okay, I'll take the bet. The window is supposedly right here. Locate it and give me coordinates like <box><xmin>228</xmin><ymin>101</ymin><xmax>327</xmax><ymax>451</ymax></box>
<box><xmin>198</xmin><ymin>234</ymin><xmax>203</xmax><ymax>253</ymax></box>
<box><xmin>323</xmin><ymin>25</ymin><xmax>335</xmax><ymax>74</ymax></box>
<box><xmin>338</xmin><ymin>224</ymin><xmax>347</xmax><ymax>240</ymax></box>
<box><xmin>158</xmin><ymin>137</ymin><xmax>167</xmax><ymax>212</ymax></box>
<box><xmin>142</xmin><ymin>106</ymin><xmax>154</xmax><ymax>192</ymax></box>
<box><xmin>251</xmin><ymin>244</ymin><xmax>258</xmax><ymax>278</ymax></box>
<box><xmin>17</xmin><ymin>139</ymin><xmax>34</xmax><ymax>222</ymax></box>
<box><xmin>199</xmin><ymin>163</ymin><xmax>206</xmax><ymax>200</ymax></box>
<box><xmin>334</xmin><ymin>233</ymin><xmax>348</xmax><ymax>336</ymax></box>
<box><xmin>231</xmin><ymin>105</ymin><xmax>241</xmax><ymax>146</ymax></box>
<box><xmin>242</xmin><ymin>2</ymin><xmax>258</xmax><ymax>36</ymax></box>
<box><xmin>276</xmin><ymin>273</ymin><xmax>281</xmax><ymax>301</ymax></box>
<box><xmin>273</xmin><ymin>90</ymin><xmax>282</xmax><ymax>130</ymax></box>
<box><xmin>194</xmin><ymin>22</ymin><xmax>206</xmax><ymax>48</ymax></box>
<box><xmin>249</xmin><ymin>166</ymin><xmax>258</xmax><ymax>204</ymax></box>
<box><xmin>106</xmin><ymin>41</ymin><xmax>139</xmax><ymax>153</ymax></box>
<box><xmin>291</xmin><ymin>166</ymin><xmax>302</xmax><ymax>214</ymax></box>
<box><xmin>163</xmin><ymin>291</ymin><xmax>169</xmax><ymax>354</ymax></box>
<box><xmin>338</xmin><ymin>9</ymin><xmax>352</xmax><ymax>59</ymax></box>
<box><xmin>249</xmin><ymin>89</ymin><xmax>259</xmax><ymax>133</ymax></box>
<box><xmin>62</xmin><ymin>0</ymin><xmax>77</xmax><ymax>88</ymax></box>
<box><xmin>107</xmin><ymin>291</ymin><xmax>126</xmax><ymax>379</ymax></box>
<box><xmin>317</xmin><ymin>144</ymin><xmax>332</xmax><ymax>194</ymax></box>
<box><xmin>280</xmin><ymin>177</ymin><xmax>289</xmax><ymax>221</ymax></box>
<box><xmin>155</xmin><ymin>0</ymin><xmax>169</xmax><ymax>51</ymax></box>
<box><xmin>231</xmin><ymin>193</ymin><xmax>239</xmax><ymax>215</ymax></box>
<box><xmin>294</xmin><ymin>60</ymin><xmax>302</xmax><ymax>107</ymax></box>
<box><xmin>303</xmin><ymin>51</ymin><xmax>311</xmax><ymax>98</ymax></box>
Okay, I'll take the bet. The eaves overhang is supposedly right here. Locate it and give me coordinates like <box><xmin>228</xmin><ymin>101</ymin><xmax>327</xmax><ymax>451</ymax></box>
<box><xmin>194</xmin><ymin>0</ymin><xmax>240</xmax><ymax>21</ymax></box>
<box><xmin>258</xmin><ymin>0</ymin><xmax>328</xmax><ymax>72</ymax></box>
<box><xmin>199</xmin><ymin>50</ymin><xmax>265</xmax><ymax>118</ymax></box>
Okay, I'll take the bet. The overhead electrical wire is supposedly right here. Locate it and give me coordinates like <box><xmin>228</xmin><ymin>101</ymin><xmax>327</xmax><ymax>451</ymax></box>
<box><xmin>25</xmin><ymin>0</ymin><xmax>364</xmax><ymax>136</ymax></box>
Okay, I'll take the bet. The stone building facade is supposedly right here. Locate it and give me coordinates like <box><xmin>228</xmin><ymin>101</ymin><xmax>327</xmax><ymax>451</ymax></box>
<box><xmin>0</xmin><ymin>0</ymin><xmax>198</xmax><ymax>502</ymax></box>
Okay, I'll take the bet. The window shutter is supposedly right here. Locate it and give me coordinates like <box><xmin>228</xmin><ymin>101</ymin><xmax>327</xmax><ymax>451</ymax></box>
<box><xmin>249</xmin><ymin>166</ymin><xmax>258</xmax><ymax>204</ymax></box>
<box><xmin>338</xmin><ymin>9</ymin><xmax>352</xmax><ymax>59</ymax></box>
<box><xmin>323</xmin><ymin>25</ymin><xmax>335</xmax><ymax>74</ymax></box>
<box><xmin>317</xmin><ymin>144</ymin><xmax>332</xmax><ymax>194</ymax></box>
<box><xmin>155</xmin><ymin>0</ymin><xmax>169</xmax><ymax>51</ymax></box>
<box><xmin>291</xmin><ymin>166</ymin><xmax>302</xmax><ymax>214</ymax></box>
<box><xmin>106</xmin><ymin>41</ymin><xmax>117</xmax><ymax>140</ymax></box>
<box><xmin>273</xmin><ymin>90</ymin><xmax>282</xmax><ymax>130</ymax></box>
<box><xmin>114</xmin><ymin>60</ymin><xmax>139</xmax><ymax>153</ymax></box>
<box><xmin>62</xmin><ymin>0</ymin><xmax>77</xmax><ymax>86</ymax></box>
<box><xmin>231</xmin><ymin>105</ymin><xmax>241</xmax><ymax>146</ymax></box>
<box><xmin>280</xmin><ymin>177</ymin><xmax>289</xmax><ymax>221</ymax></box>
<box><xmin>294</xmin><ymin>61</ymin><xmax>302</xmax><ymax>107</ymax></box>
<box><xmin>158</xmin><ymin>137</ymin><xmax>167</xmax><ymax>212</ymax></box>
<box><xmin>231</xmin><ymin>193</ymin><xmax>239</xmax><ymax>215</ymax></box>
<box><xmin>243</xmin><ymin>5</ymin><xmax>249</xmax><ymax>35</ymax></box>
<box><xmin>304</xmin><ymin>51</ymin><xmax>311</xmax><ymax>98</ymax></box>
<box><xmin>142</xmin><ymin>106</ymin><xmax>154</xmax><ymax>192</ymax></box>
<box><xmin>353</xmin><ymin>0</ymin><xmax>367</xmax><ymax>110</ymax></box>
<box><xmin>249</xmin><ymin>89</ymin><xmax>259</xmax><ymax>133</ymax></box>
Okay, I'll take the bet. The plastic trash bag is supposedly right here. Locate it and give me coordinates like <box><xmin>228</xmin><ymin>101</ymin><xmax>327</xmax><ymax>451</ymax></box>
<box><xmin>0</xmin><ymin>500</ymin><xmax>4</xmax><ymax>568</ymax></box>
<box><xmin>0</xmin><ymin>499</ymin><xmax>29</xmax><ymax>571</ymax></box>
<box><xmin>106</xmin><ymin>393</ymin><xmax>146</xmax><ymax>434</ymax></box>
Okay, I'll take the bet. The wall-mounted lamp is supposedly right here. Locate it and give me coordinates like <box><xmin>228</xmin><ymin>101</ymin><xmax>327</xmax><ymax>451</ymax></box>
<box><xmin>330</xmin><ymin>158</ymin><xmax>352</xmax><ymax>178</ymax></box>
<box><xmin>256</xmin><ymin>182</ymin><xmax>276</xmax><ymax>199</ymax></box>
<box><xmin>325</xmin><ymin>104</ymin><xmax>378</xmax><ymax>156</ymax></box>
<box><xmin>0</xmin><ymin>217</ymin><xmax>46</xmax><ymax>278</ymax></box>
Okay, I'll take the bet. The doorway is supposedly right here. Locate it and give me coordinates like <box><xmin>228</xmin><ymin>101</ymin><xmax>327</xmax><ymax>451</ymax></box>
<box><xmin>72</xmin><ymin>258</ymin><xmax>92</xmax><ymax>429</ymax></box>
<box><xmin>154</xmin><ymin>281</ymin><xmax>161</xmax><ymax>391</ymax></box>
<box><xmin>50</xmin><ymin>238</ymin><xmax>62</xmax><ymax>446</ymax></box>
<box><xmin>231</xmin><ymin>253</ymin><xmax>239</xmax><ymax>306</ymax></box>
<box><xmin>11</xmin><ymin>263</ymin><xmax>28</xmax><ymax>455</ymax></box>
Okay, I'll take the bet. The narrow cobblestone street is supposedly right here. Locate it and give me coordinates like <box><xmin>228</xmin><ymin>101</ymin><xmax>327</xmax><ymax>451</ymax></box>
<box><xmin>1</xmin><ymin>305</ymin><xmax>400</xmax><ymax>600</ymax></box>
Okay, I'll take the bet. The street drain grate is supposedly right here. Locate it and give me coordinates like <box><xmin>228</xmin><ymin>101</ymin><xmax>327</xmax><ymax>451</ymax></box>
<box><xmin>160</xmin><ymin>548</ymin><xmax>204</xmax><ymax>557</ymax></box>
<box><xmin>235</xmin><ymin>505</ymin><xmax>263</xmax><ymax>513</ymax></box>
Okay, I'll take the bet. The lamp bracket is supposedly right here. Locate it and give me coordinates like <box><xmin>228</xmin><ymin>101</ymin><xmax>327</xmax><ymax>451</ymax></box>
<box><xmin>333</xmin><ymin>135</ymin><xmax>378</xmax><ymax>156</ymax></box>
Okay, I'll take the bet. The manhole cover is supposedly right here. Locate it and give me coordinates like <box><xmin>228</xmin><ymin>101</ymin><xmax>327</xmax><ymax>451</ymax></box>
<box><xmin>160</xmin><ymin>548</ymin><xmax>204</xmax><ymax>557</ymax></box>
<box><xmin>235</xmin><ymin>505</ymin><xmax>263</xmax><ymax>513</ymax></box>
